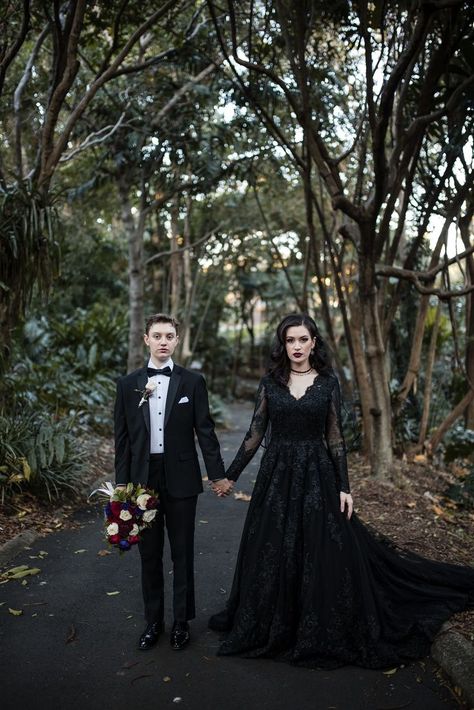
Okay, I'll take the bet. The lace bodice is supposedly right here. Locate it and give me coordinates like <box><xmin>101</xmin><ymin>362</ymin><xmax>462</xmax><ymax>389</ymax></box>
<box><xmin>226</xmin><ymin>374</ymin><xmax>350</xmax><ymax>493</ymax></box>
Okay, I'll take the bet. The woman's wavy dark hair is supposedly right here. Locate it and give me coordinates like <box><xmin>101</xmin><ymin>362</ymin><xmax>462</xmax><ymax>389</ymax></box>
<box><xmin>268</xmin><ymin>313</ymin><xmax>333</xmax><ymax>386</ymax></box>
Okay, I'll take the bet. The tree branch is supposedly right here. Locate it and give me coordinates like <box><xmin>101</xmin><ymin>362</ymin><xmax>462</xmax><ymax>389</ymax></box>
<box><xmin>0</xmin><ymin>0</ymin><xmax>30</xmax><ymax>97</ymax></box>
<box><xmin>39</xmin><ymin>0</ymin><xmax>181</xmax><ymax>187</ymax></box>
<box><xmin>145</xmin><ymin>226</ymin><xmax>221</xmax><ymax>264</ymax></box>
<box><xmin>151</xmin><ymin>62</ymin><xmax>219</xmax><ymax>128</ymax></box>
<box><xmin>59</xmin><ymin>108</ymin><xmax>131</xmax><ymax>163</ymax></box>
<box><xmin>13</xmin><ymin>24</ymin><xmax>49</xmax><ymax>179</ymax></box>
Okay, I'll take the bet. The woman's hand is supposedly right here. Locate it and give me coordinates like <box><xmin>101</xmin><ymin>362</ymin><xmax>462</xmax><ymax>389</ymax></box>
<box><xmin>211</xmin><ymin>478</ymin><xmax>234</xmax><ymax>497</ymax></box>
<box><xmin>340</xmin><ymin>492</ymin><xmax>353</xmax><ymax>519</ymax></box>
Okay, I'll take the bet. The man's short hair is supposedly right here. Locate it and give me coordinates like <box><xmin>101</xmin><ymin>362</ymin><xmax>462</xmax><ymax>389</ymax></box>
<box><xmin>145</xmin><ymin>313</ymin><xmax>180</xmax><ymax>335</ymax></box>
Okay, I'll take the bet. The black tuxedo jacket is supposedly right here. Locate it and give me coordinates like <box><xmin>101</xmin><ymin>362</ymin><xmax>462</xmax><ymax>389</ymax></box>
<box><xmin>114</xmin><ymin>364</ymin><xmax>225</xmax><ymax>497</ymax></box>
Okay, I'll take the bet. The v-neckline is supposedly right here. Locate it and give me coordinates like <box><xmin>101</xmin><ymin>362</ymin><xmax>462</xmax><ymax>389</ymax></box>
<box><xmin>286</xmin><ymin>375</ymin><xmax>320</xmax><ymax>402</ymax></box>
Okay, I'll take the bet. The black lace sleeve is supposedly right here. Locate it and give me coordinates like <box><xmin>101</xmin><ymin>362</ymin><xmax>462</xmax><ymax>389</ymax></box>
<box><xmin>226</xmin><ymin>379</ymin><xmax>269</xmax><ymax>482</ymax></box>
<box><xmin>325</xmin><ymin>377</ymin><xmax>351</xmax><ymax>494</ymax></box>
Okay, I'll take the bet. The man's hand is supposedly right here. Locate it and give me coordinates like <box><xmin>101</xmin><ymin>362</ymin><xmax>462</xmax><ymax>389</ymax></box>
<box><xmin>340</xmin><ymin>492</ymin><xmax>353</xmax><ymax>519</ymax></box>
<box><xmin>211</xmin><ymin>478</ymin><xmax>234</xmax><ymax>497</ymax></box>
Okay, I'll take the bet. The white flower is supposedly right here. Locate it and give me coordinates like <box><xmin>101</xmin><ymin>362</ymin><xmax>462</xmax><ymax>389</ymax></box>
<box><xmin>145</xmin><ymin>378</ymin><xmax>157</xmax><ymax>392</ymax></box>
<box><xmin>130</xmin><ymin>524</ymin><xmax>139</xmax><ymax>536</ymax></box>
<box><xmin>137</xmin><ymin>493</ymin><xmax>151</xmax><ymax>510</ymax></box>
<box><xmin>137</xmin><ymin>379</ymin><xmax>157</xmax><ymax>407</ymax></box>
<box><xmin>119</xmin><ymin>509</ymin><xmax>132</xmax><ymax>521</ymax></box>
<box><xmin>107</xmin><ymin>523</ymin><xmax>119</xmax><ymax>536</ymax></box>
<box><xmin>143</xmin><ymin>509</ymin><xmax>157</xmax><ymax>523</ymax></box>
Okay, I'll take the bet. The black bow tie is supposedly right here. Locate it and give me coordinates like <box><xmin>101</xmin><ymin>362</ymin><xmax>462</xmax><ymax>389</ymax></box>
<box><xmin>147</xmin><ymin>366</ymin><xmax>172</xmax><ymax>378</ymax></box>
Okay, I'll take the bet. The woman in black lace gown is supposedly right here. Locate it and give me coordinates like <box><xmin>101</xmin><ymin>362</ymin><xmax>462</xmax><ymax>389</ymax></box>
<box><xmin>209</xmin><ymin>314</ymin><xmax>474</xmax><ymax>669</ymax></box>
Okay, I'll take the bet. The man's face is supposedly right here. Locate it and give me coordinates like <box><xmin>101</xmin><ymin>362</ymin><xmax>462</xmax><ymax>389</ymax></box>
<box><xmin>144</xmin><ymin>322</ymin><xmax>179</xmax><ymax>364</ymax></box>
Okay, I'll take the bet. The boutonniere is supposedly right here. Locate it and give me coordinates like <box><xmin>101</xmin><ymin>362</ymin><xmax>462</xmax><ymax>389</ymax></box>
<box><xmin>135</xmin><ymin>378</ymin><xmax>157</xmax><ymax>407</ymax></box>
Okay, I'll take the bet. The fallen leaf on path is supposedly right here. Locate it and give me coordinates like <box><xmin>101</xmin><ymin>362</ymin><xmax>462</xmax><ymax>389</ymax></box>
<box><xmin>74</xmin><ymin>549</ymin><xmax>87</xmax><ymax>554</ymax></box>
<box><xmin>8</xmin><ymin>608</ymin><xmax>23</xmax><ymax>616</ymax></box>
<box><xmin>163</xmin><ymin>676</ymin><xmax>171</xmax><ymax>682</ymax></box>
<box><xmin>234</xmin><ymin>491</ymin><xmax>251</xmax><ymax>502</ymax></box>
<box><xmin>2</xmin><ymin>565</ymin><xmax>41</xmax><ymax>580</ymax></box>
<box><xmin>66</xmin><ymin>624</ymin><xmax>77</xmax><ymax>644</ymax></box>
<box><xmin>97</xmin><ymin>549</ymin><xmax>111</xmax><ymax>557</ymax></box>
<box><xmin>106</xmin><ymin>591</ymin><xmax>120</xmax><ymax>596</ymax></box>
<box><xmin>198</xmin><ymin>520</ymin><xmax>208</xmax><ymax>524</ymax></box>
<box><xmin>413</xmin><ymin>454</ymin><xmax>427</xmax><ymax>464</ymax></box>
<box><xmin>173</xmin><ymin>699</ymin><xmax>183</xmax><ymax>704</ymax></box>
<box><xmin>21</xmin><ymin>580</ymin><xmax>28</xmax><ymax>586</ymax></box>
<box><xmin>383</xmin><ymin>667</ymin><xmax>398</xmax><ymax>675</ymax></box>
<box><xmin>3</xmin><ymin>565</ymin><xmax>28</xmax><ymax>576</ymax></box>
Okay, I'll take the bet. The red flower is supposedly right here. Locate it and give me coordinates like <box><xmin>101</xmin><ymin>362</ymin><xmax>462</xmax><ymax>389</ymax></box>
<box><xmin>128</xmin><ymin>535</ymin><xmax>140</xmax><ymax>545</ymax></box>
<box><xmin>110</xmin><ymin>501</ymin><xmax>123</xmax><ymax>516</ymax></box>
<box><xmin>118</xmin><ymin>521</ymin><xmax>133</xmax><ymax>536</ymax></box>
<box><xmin>109</xmin><ymin>534</ymin><xmax>121</xmax><ymax>544</ymax></box>
<box><xmin>146</xmin><ymin>496</ymin><xmax>158</xmax><ymax>509</ymax></box>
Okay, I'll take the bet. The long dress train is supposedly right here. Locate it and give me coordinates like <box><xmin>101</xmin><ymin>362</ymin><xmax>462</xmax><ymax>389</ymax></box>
<box><xmin>209</xmin><ymin>373</ymin><xmax>474</xmax><ymax>669</ymax></box>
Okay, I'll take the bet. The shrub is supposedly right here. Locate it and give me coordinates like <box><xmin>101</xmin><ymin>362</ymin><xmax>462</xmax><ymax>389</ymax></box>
<box><xmin>0</xmin><ymin>409</ymin><xmax>85</xmax><ymax>502</ymax></box>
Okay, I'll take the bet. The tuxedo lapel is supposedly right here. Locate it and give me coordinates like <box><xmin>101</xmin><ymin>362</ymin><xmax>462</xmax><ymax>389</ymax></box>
<box><xmin>136</xmin><ymin>370</ymin><xmax>150</xmax><ymax>433</ymax></box>
<box><xmin>164</xmin><ymin>366</ymin><xmax>182</xmax><ymax>429</ymax></box>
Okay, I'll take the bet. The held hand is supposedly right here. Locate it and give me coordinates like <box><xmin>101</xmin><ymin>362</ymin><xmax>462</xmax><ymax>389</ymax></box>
<box><xmin>340</xmin><ymin>492</ymin><xmax>353</xmax><ymax>519</ymax></box>
<box><xmin>211</xmin><ymin>478</ymin><xmax>234</xmax><ymax>497</ymax></box>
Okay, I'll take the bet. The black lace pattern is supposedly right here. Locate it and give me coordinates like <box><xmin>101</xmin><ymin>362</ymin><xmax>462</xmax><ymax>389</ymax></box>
<box><xmin>211</xmin><ymin>373</ymin><xmax>474</xmax><ymax>669</ymax></box>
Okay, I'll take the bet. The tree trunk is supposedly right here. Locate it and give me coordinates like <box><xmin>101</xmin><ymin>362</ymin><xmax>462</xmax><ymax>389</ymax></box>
<box><xmin>394</xmin><ymin>294</ymin><xmax>430</xmax><ymax>412</ymax></box>
<box><xmin>428</xmin><ymin>388</ymin><xmax>474</xmax><ymax>454</ymax></box>
<box><xmin>418</xmin><ymin>303</ymin><xmax>441</xmax><ymax>447</ymax></box>
<box><xmin>347</xmin><ymin>297</ymin><xmax>374</xmax><ymax>457</ymax></box>
<box><xmin>460</xmin><ymin>205</ymin><xmax>474</xmax><ymax>428</ymax></box>
<box><xmin>170</xmin><ymin>197</ymin><xmax>181</xmax><ymax>316</ymax></box>
<box><xmin>118</xmin><ymin>172</ymin><xmax>145</xmax><ymax>373</ymax></box>
<box><xmin>359</xmin><ymin>257</ymin><xmax>393</xmax><ymax>476</ymax></box>
<box><xmin>178</xmin><ymin>196</ymin><xmax>193</xmax><ymax>362</ymax></box>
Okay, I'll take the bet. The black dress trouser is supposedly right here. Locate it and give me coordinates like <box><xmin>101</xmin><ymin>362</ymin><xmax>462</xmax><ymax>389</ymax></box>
<box><xmin>138</xmin><ymin>454</ymin><xmax>197</xmax><ymax>624</ymax></box>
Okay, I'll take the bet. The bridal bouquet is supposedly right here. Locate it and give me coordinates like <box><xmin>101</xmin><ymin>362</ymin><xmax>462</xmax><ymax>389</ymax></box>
<box><xmin>91</xmin><ymin>482</ymin><xmax>159</xmax><ymax>552</ymax></box>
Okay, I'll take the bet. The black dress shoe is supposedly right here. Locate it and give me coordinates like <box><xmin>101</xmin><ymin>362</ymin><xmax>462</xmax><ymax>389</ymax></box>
<box><xmin>138</xmin><ymin>621</ymin><xmax>163</xmax><ymax>650</ymax></box>
<box><xmin>170</xmin><ymin>621</ymin><xmax>190</xmax><ymax>650</ymax></box>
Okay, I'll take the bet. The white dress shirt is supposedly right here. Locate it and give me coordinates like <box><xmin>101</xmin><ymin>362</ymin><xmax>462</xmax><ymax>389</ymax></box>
<box><xmin>148</xmin><ymin>358</ymin><xmax>174</xmax><ymax>453</ymax></box>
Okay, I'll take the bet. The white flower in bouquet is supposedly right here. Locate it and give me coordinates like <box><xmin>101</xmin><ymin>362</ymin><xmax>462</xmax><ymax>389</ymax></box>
<box><xmin>130</xmin><ymin>524</ymin><xmax>139</xmax><ymax>536</ymax></box>
<box><xmin>143</xmin><ymin>509</ymin><xmax>157</xmax><ymax>523</ymax></box>
<box><xmin>137</xmin><ymin>493</ymin><xmax>151</xmax><ymax>510</ymax></box>
<box><xmin>119</xmin><ymin>509</ymin><xmax>132</xmax><ymax>521</ymax></box>
<box><xmin>107</xmin><ymin>523</ymin><xmax>119</xmax><ymax>535</ymax></box>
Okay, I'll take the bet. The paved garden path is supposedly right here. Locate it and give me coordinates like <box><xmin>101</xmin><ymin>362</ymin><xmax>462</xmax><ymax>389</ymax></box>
<box><xmin>0</xmin><ymin>402</ymin><xmax>461</xmax><ymax>710</ymax></box>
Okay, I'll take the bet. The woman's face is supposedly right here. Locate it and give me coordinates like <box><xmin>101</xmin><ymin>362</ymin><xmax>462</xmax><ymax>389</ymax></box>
<box><xmin>284</xmin><ymin>325</ymin><xmax>316</xmax><ymax>368</ymax></box>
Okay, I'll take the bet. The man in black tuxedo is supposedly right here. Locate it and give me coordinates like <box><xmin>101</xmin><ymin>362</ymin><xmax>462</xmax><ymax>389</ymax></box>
<box><xmin>114</xmin><ymin>313</ymin><xmax>232</xmax><ymax>651</ymax></box>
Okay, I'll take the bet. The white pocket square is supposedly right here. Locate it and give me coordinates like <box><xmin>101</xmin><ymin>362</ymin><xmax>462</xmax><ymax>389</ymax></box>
<box><xmin>178</xmin><ymin>396</ymin><xmax>190</xmax><ymax>404</ymax></box>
